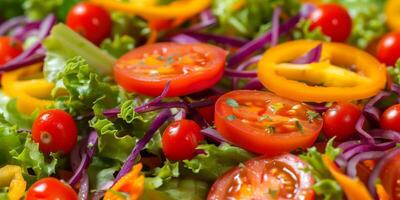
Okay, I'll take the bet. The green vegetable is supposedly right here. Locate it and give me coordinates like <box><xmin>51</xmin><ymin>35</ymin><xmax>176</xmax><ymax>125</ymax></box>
<box><xmin>292</xmin><ymin>19</ymin><xmax>330</xmax><ymax>41</ymax></box>
<box><xmin>101</xmin><ymin>35</ymin><xmax>136</xmax><ymax>58</ymax></box>
<box><xmin>23</xmin><ymin>0</ymin><xmax>61</xmax><ymax>20</ymax></box>
<box><xmin>43</xmin><ymin>24</ymin><xmax>116</xmax><ymax>83</ymax></box>
<box><xmin>388</xmin><ymin>59</ymin><xmax>400</xmax><ymax>84</ymax></box>
<box><xmin>300</xmin><ymin>139</ymin><xmax>344</xmax><ymax>200</ymax></box>
<box><xmin>157</xmin><ymin>178</ymin><xmax>210</xmax><ymax>200</ymax></box>
<box><xmin>0</xmin><ymin>0</ymin><xmax>24</xmax><ymax>19</ymax></box>
<box><xmin>145</xmin><ymin>161</ymin><xmax>180</xmax><ymax>189</ymax></box>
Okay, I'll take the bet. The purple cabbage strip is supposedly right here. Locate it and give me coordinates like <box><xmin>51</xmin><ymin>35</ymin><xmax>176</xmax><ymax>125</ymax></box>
<box><xmin>224</xmin><ymin>68</ymin><xmax>257</xmax><ymax>78</ymax></box>
<box><xmin>341</xmin><ymin>142</ymin><xmax>395</xmax><ymax>160</ymax></box>
<box><xmin>68</xmin><ymin>131</ymin><xmax>98</xmax><ymax>185</ymax></box>
<box><xmin>200</xmin><ymin>127</ymin><xmax>228</xmax><ymax>144</ymax></box>
<box><xmin>0</xmin><ymin>14</ymin><xmax>56</xmax><ymax>70</ymax></box>
<box><xmin>78</xmin><ymin>173</ymin><xmax>89</xmax><ymax>200</ymax></box>
<box><xmin>183</xmin><ymin>31</ymin><xmax>248</xmax><ymax>47</ymax></box>
<box><xmin>292</xmin><ymin>43</ymin><xmax>323</xmax><ymax>64</ymax></box>
<box><xmin>368</xmin><ymin>148</ymin><xmax>400</xmax><ymax>197</ymax></box>
<box><xmin>390</xmin><ymin>83</ymin><xmax>400</xmax><ymax>97</ymax></box>
<box><xmin>232</xmin><ymin>55</ymin><xmax>261</xmax><ymax>89</ymax></box>
<box><xmin>346</xmin><ymin>151</ymin><xmax>385</xmax><ymax>178</ymax></box>
<box><xmin>242</xmin><ymin>78</ymin><xmax>264</xmax><ymax>90</ymax></box>
<box><xmin>306</xmin><ymin>102</ymin><xmax>328</xmax><ymax>113</ymax></box>
<box><xmin>369</xmin><ymin>129</ymin><xmax>400</xmax><ymax>142</ymax></box>
<box><xmin>170</xmin><ymin>33</ymin><xmax>201</xmax><ymax>44</ymax></box>
<box><xmin>134</xmin><ymin>81</ymin><xmax>171</xmax><ymax>113</ymax></box>
<box><xmin>355</xmin><ymin>115</ymin><xmax>376</xmax><ymax>144</ymax></box>
<box><xmin>363</xmin><ymin>91</ymin><xmax>391</xmax><ymax>125</ymax></box>
<box><xmin>135</xmin><ymin>101</ymin><xmax>188</xmax><ymax>113</ymax></box>
<box><xmin>187</xmin><ymin>9</ymin><xmax>217</xmax><ymax>31</ymax></box>
<box><xmin>114</xmin><ymin>109</ymin><xmax>172</xmax><ymax>183</ymax></box>
<box><xmin>0</xmin><ymin>54</ymin><xmax>45</xmax><ymax>72</ymax></box>
<box><xmin>13</xmin><ymin>21</ymin><xmax>41</xmax><ymax>41</ymax></box>
<box><xmin>0</xmin><ymin>16</ymin><xmax>27</xmax><ymax>35</ymax></box>
<box><xmin>271</xmin><ymin>6</ymin><xmax>282</xmax><ymax>47</ymax></box>
<box><xmin>338</xmin><ymin>140</ymin><xmax>361</xmax><ymax>153</ymax></box>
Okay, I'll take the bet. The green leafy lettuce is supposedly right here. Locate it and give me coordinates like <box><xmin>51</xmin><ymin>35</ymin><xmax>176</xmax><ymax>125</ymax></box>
<box><xmin>300</xmin><ymin>139</ymin><xmax>344</xmax><ymax>200</ymax></box>
<box><xmin>100</xmin><ymin>35</ymin><xmax>136</xmax><ymax>58</ymax></box>
<box><xmin>22</xmin><ymin>0</ymin><xmax>81</xmax><ymax>21</ymax></box>
<box><xmin>388</xmin><ymin>59</ymin><xmax>400</xmax><ymax>84</ymax></box>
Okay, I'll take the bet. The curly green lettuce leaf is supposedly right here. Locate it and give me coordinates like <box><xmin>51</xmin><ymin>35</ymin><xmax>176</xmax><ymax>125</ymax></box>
<box><xmin>100</xmin><ymin>35</ymin><xmax>135</xmax><ymax>58</ymax></box>
<box><xmin>299</xmin><ymin>139</ymin><xmax>343</xmax><ymax>200</ymax></box>
<box><xmin>23</xmin><ymin>0</ymin><xmax>61</xmax><ymax>20</ymax></box>
<box><xmin>43</xmin><ymin>24</ymin><xmax>116</xmax><ymax>83</ymax></box>
<box><xmin>110</xmin><ymin>12</ymin><xmax>150</xmax><ymax>42</ymax></box>
<box><xmin>145</xmin><ymin>161</ymin><xmax>180</xmax><ymax>189</ymax></box>
<box><xmin>388</xmin><ymin>59</ymin><xmax>400</xmax><ymax>84</ymax></box>
<box><xmin>183</xmin><ymin>143</ymin><xmax>254</xmax><ymax>181</ymax></box>
<box><xmin>157</xmin><ymin>178</ymin><xmax>209</xmax><ymax>200</ymax></box>
<box><xmin>292</xmin><ymin>19</ymin><xmax>330</xmax><ymax>41</ymax></box>
<box><xmin>87</xmin><ymin>156</ymin><xmax>120</xmax><ymax>191</ymax></box>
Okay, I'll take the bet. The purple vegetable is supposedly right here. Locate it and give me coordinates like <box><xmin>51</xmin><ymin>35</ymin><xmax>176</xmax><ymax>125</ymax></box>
<box><xmin>306</xmin><ymin>102</ymin><xmax>329</xmax><ymax>113</ymax></box>
<box><xmin>102</xmin><ymin>108</ymin><xmax>121</xmax><ymax>118</ymax></box>
<box><xmin>369</xmin><ymin>129</ymin><xmax>400</xmax><ymax>142</ymax></box>
<box><xmin>368</xmin><ymin>148</ymin><xmax>400</xmax><ymax>197</ymax></box>
<box><xmin>183</xmin><ymin>31</ymin><xmax>247</xmax><ymax>47</ymax></box>
<box><xmin>292</xmin><ymin>43</ymin><xmax>323</xmax><ymax>64</ymax></box>
<box><xmin>390</xmin><ymin>83</ymin><xmax>400</xmax><ymax>97</ymax></box>
<box><xmin>231</xmin><ymin>55</ymin><xmax>261</xmax><ymax>89</ymax></box>
<box><xmin>114</xmin><ymin>109</ymin><xmax>172</xmax><ymax>183</ymax></box>
<box><xmin>200</xmin><ymin>127</ymin><xmax>228</xmax><ymax>144</ymax></box>
<box><xmin>136</xmin><ymin>101</ymin><xmax>188</xmax><ymax>113</ymax></box>
<box><xmin>271</xmin><ymin>6</ymin><xmax>282</xmax><ymax>47</ymax></box>
<box><xmin>346</xmin><ymin>151</ymin><xmax>384</xmax><ymax>178</ymax></box>
<box><xmin>68</xmin><ymin>131</ymin><xmax>98</xmax><ymax>185</ymax></box>
<box><xmin>174</xmin><ymin>109</ymin><xmax>187</xmax><ymax>121</ymax></box>
<box><xmin>0</xmin><ymin>14</ymin><xmax>56</xmax><ymax>70</ymax></box>
<box><xmin>355</xmin><ymin>115</ymin><xmax>376</xmax><ymax>144</ymax></box>
<box><xmin>338</xmin><ymin>140</ymin><xmax>361</xmax><ymax>152</ymax></box>
<box><xmin>78</xmin><ymin>173</ymin><xmax>89</xmax><ymax>200</ymax></box>
<box><xmin>188</xmin><ymin>9</ymin><xmax>217</xmax><ymax>31</ymax></box>
<box><xmin>243</xmin><ymin>78</ymin><xmax>264</xmax><ymax>90</ymax></box>
<box><xmin>170</xmin><ymin>33</ymin><xmax>201</xmax><ymax>44</ymax></box>
<box><xmin>341</xmin><ymin>142</ymin><xmax>395</xmax><ymax>160</ymax></box>
<box><xmin>13</xmin><ymin>21</ymin><xmax>41</xmax><ymax>41</ymax></box>
<box><xmin>224</xmin><ymin>68</ymin><xmax>257</xmax><ymax>78</ymax></box>
<box><xmin>0</xmin><ymin>54</ymin><xmax>45</xmax><ymax>72</ymax></box>
<box><xmin>0</xmin><ymin>16</ymin><xmax>27</xmax><ymax>35</ymax></box>
<box><xmin>135</xmin><ymin>81</ymin><xmax>171</xmax><ymax>113</ymax></box>
<box><xmin>363</xmin><ymin>91</ymin><xmax>391</xmax><ymax>125</ymax></box>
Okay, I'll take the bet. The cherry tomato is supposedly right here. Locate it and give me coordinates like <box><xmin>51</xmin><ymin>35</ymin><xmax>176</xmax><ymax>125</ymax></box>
<box><xmin>380</xmin><ymin>104</ymin><xmax>400</xmax><ymax>132</ymax></box>
<box><xmin>376</xmin><ymin>32</ymin><xmax>400</xmax><ymax>66</ymax></box>
<box><xmin>207</xmin><ymin>154</ymin><xmax>315</xmax><ymax>200</ymax></box>
<box><xmin>308</xmin><ymin>3</ymin><xmax>352</xmax><ymax>42</ymax></box>
<box><xmin>0</xmin><ymin>37</ymin><xmax>23</xmax><ymax>65</ymax></box>
<box><xmin>379</xmin><ymin>150</ymin><xmax>400</xmax><ymax>200</ymax></box>
<box><xmin>26</xmin><ymin>177</ymin><xmax>78</xmax><ymax>200</ymax></box>
<box><xmin>323</xmin><ymin>103</ymin><xmax>361</xmax><ymax>141</ymax></box>
<box><xmin>215</xmin><ymin>90</ymin><xmax>323</xmax><ymax>155</ymax></box>
<box><xmin>66</xmin><ymin>2</ymin><xmax>112</xmax><ymax>45</ymax></box>
<box><xmin>32</xmin><ymin>109</ymin><xmax>78</xmax><ymax>154</ymax></box>
<box><xmin>114</xmin><ymin>42</ymin><xmax>227</xmax><ymax>97</ymax></box>
<box><xmin>162</xmin><ymin>119</ymin><xmax>204</xmax><ymax>160</ymax></box>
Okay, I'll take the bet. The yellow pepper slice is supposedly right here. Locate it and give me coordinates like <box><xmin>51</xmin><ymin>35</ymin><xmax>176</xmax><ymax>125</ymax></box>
<box><xmin>104</xmin><ymin>163</ymin><xmax>144</xmax><ymax>200</ymax></box>
<box><xmin>385</xmin><ymin>0</ymin><xmax>400</xmax><ymax>31</ymax></box>
<box><xmin>257</xmin><ymin>40</ymin><xmax>387</xmax><ymax>102</ymax></box>
<box><xmin>322</xmin><ymin>155</ymin><xmax>373</xmax><ymax>200</ymax></box>
<box><xmin>0</xmin><ymin>165</ymin><xmax>26</xmax><ymax>200</ymax></box>
<box><xmin>2</xmin><ymin>63</ymin><xmax>54</xmax><ymax>114</ymax></box>
<box><xmin>89</xmin><ymin>0</ymin><xmax>211</xmax><ymax>20</ymax></box>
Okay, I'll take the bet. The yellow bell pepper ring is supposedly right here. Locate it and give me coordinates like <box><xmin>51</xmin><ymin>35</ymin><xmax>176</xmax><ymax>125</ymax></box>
<box><xmin>2</xmin><ymin>63</ymin><xmax>55</xmax><ymax>114</ymax></box>
<box><xmin>89</xmin><ymin>0</ymin><xmax>211</xmax><ymax>20</ymax></box>
<box><xmin>385</xmin><ymin>0</ymin><xmax>400</xmax><ymax>31</ymax></box>
<box><xmin>0</xmin><ymin>165</ymin><xmax>27</xmax><ymax>200</ymax></box>
<box><xmin>257</xmin><ymin>40</ymin><xmax>387</xmax><ymax>102</ymax></box>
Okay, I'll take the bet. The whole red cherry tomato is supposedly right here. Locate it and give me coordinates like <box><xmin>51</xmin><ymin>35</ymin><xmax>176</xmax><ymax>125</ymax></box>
<box><xmin>26</xmin><ymin>177</ymin><xmax>78</xmax><ymax>200</ymax></box>
<box><xmin>0</xmin><ymin>37</ymin><xmax>23</xmax><ymax>65</ymax></box>
<box><xmin>323</xmin><ymin>103</ymin><xmax>361</xmax><ymax>141</ymax></box>
<box><xmin>376</xmin><ymin>32</ymin><xmax>400</xmax><ymax>66</ymax></box>
<box><xmin>380</xmin><ymin>104</ymin><xmax>400</xmax><ymax>132</ymax></box>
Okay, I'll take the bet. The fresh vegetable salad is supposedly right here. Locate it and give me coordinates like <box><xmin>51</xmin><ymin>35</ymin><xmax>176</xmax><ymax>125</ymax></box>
<box><xmin>0</xmin><ymin>0</ymin><xmax>398</xmax><ymax>199</ymax></box>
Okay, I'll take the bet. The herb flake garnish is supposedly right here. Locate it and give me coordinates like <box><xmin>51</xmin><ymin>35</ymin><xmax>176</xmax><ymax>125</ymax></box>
<box><xmin>226</xmin><ymin>115</ymin><xmax>236</xmax><ymax>121</ymax></box>
<box><xmin>258</xmin><ymin>114</ymin><xmax>272</xmax><ymax>122</ymax></box>
<box><xmin>226</xmin><ymin>98</ymin><xmax>239</xmax><ymax>108</ymax></box>
<box><xmin>306</xmin><ymin>110</ymin><xmax>321</xmax><ymax>122</ymax></box>
<box><xmin>270</xmin><ymin>103</ymin><xmax>284</xmax><ymax>113</ymax></box>
<box><xmin>268</xmin><ymin>188</ymin><xmax>278</xmax><ymax>198</ymax></box>
<box><xmin>265</xmin><ymin>125</ymin><xmax>276</xmax><ymax>134</ymax></box>
<box><xmin>295</xmin><ymin>120</ymin><xmax>304</xmax><ymax>133</ymax></box>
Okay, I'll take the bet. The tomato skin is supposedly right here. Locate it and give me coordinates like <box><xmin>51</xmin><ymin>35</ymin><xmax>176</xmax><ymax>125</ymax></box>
<box><xmin>379</xmin><ymin>151</ymin><xmax>400</xmax><ymax>200</ymax></box>
<box><xmin>114</xmin><ymin>43</ymin><xmax>227</xmax><ymax>97</ymax></box>
<box><xmin>66</xmin><ymin>2</ymin><xmax>112</xmax><ymax>45</ymax></box>
<box><xmin>207</xmin><ymin>154</ymin><xmax>314</xmax><ymax>200</ymax></box>
<box><xmin>380</xmin><ymin>104</ymin><xmax>400</xmax><ymax>132</ymax></box>
<box><xmin>377</xmin><ymin>32</ymin><xmax>400</xmax><ymax>66</ymax></box>
<box><xmin>215</xmin><ymin>90</ymin><xmax>322</xmax><ymax>155</ymax></box>
<box><xmin>309</xmin><ymin>3</ymin><xmax>352</xmax><ymax>42</ymax></box>
<box><xmin>323</xmin><ymin>103</ymin><xmax>361</xmax><ymax>141</ymax></box>
<box><xmin>26</xmin><ymin>177</ymin><xmax>78</xmax><ymax>200</ymax></box>
<box><xmin>162</xmin><ymin>120</ymin><xmax>204</xmax><ymax>160</ymax></box>
<box><xmin>0</xmin><ymin>37</ymin><xmax>23</xmax><ymax>65</ymax></box>
<box><xmin>32</xmin><ymin>109</ymin><xmax>78</xmax><ymax>154</ymax></box>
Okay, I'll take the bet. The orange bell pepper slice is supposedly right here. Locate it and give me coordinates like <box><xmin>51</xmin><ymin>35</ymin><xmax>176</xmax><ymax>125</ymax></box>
<box><xmin>104</xmin><ymin>163</ymin><xmax>144</xmax><ymax>200</ymax></box>
<box><xmin>0</xmin><ymin>165</ymin><xmax>27</xmax><ymax>200</ymax></box>
<box><xmin>1</xmin><ymin>63</ymin><xmax>54</xmax><ymax>114</ymax></box>
<box><xmin>257</xmin><ymin>40</ymin><xmax>387</xmax><ymax>102</ymax></box>
<box><xmin>322</xmin><ymin>155</ymin><xmax>373</xmax><ymax>200</ymax></box>
<box><xmin>385</xmin><ymin>0</ymin><xmax>400</xmax><ymax>31</ymax></box>
<box><xmin>376</xmin><ymin>184</ymin><xmax>390</xmax><ymax>200</ymax></box>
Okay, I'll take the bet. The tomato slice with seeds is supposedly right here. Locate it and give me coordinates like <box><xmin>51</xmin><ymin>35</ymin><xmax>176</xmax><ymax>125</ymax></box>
<box><xmin>114</xmin><ymin>42</ymin><xmax>227</xmax><ymax>97</ymax></box>
<box><xmin>207</xmin><ymin>154</ymin><xmax>315</xmax><ymax>200</ymax></box>
<box><xmin>215</xmin><ymin>90</ymin><xmax>323</xmax><ymax>155</ymax></box>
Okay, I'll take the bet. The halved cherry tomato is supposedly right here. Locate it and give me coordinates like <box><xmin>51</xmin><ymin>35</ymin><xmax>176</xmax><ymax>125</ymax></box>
<box><xmin>32</xmin><ymin>109</ymin><xmax>78</xmax><ymax>154</ymax></box>
<box><xmin>215</xmin><ymin>90</ymin><xmax>323</xmax><ymax>155</ymax></box>
<box><xmin>207</xmin><ymin>154</ymin><xmax>315</xmax><ymax>200</ymax></box>
<box><xmin>66</xmin><ymin>2</ymin><xmax>112</xmax><ymax>45</ymax></box>
<box><xmin>114</xmin><ymin>42</ymin><xmax>227</xmax><ymax>97</ymax></box>
<box><xmin>0</xmin><ymin>37</ymin><xmax>23</xmax><ymax>65</ymax></box>
<box><xmin>377</xmin><ymin>32</ymin><xmax>400</xmax><ymax>66</ymax></box>
<box><xmin>162</xmin><ymin>119</ymin><xmax>204</xmax><ymax>160</ymax></box>
<box><xmin>380</xmin><ymin>104</ymin><xmax>400</xmax><ymax>132</ymax></box>
<box><xmin>309</xmin><ymin>3</ymin><xmax>352</xmax><ymax>42</ymax></box>
<box><xmin>26</xmin><ymin>177</ymin><xmax>78</xmax><ymax>200</ymax></box>
<box><xmin>379</xmin><ymin>149</ymin><xmax>400</xmax><ymax>200</ymax></box>
<box><xmin>323</xmin><ymin>103</ymin><xmax>361</xmax><ymax>141</ymax></box>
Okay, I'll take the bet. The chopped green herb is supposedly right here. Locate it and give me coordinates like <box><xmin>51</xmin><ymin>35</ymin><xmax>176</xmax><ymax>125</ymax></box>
<box><xmin>306</xmin><ymin>110</ymin><xmax>321</xmax><ymax>122</ymax></box>
<box><xmin>270</xmin><ymin>103</ymin><xmax>284</xmax><ymax>113</ymax></box>
<box><xmin>165</xmin><ymin>56</ymin><xmax>174</xmax><ymax>65</ymax></box>
<box><xmin>157</xmin><ymin>55</ymin><xmax>164</xmax><ymax>61</ymax></box>
<box><xmin>268</xmin><ymin>188</ymin><xmax>278</xmax><ymax>198</ymax></box>
<box><xmin>226</xmin><ymin>98</ymin><xmax>239</xmax><ymax>108</ymax></box>
<box><xmin>226</xmin><ymin>115</ymin><xmax>236</xmax><ymax>121</ymax></box>
<box><xmin>265</xmin><ymin>125</ymin><xmax>276</xmax><ymax>134</ymax></box>
<box><xmin>258</xmin><ymin>114</ymin><xmax>272</xmax><ymax>122</ymax></box>
<box><xmin>397</xmin><ymin>143</ymin><xmax>400</xmax><ymax>148</ymax></box>
<box><xmin>295</xmin><ymin>120</ymin><xmax>304</xmax><ymax>133</ymax></box>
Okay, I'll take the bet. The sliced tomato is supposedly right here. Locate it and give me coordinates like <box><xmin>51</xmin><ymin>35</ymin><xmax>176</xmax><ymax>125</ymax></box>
<box><xmin>215</xmin><ymin>90</ymin><xmax>323</xmax><ymax>155</ymax></box>
<box><xmin>207</xmin><ymin>154</ymin><xmax>315</xmax><ymax>200</ymax></box>
<box><xmin>379</xmin><ymin>151</ymin><xmax>400</xmax><ymax>200</ymax></box>
<box><xmin>114</xmin><ymin>42</ymin><xmax>227</xmax><ymax>97</ymax></box>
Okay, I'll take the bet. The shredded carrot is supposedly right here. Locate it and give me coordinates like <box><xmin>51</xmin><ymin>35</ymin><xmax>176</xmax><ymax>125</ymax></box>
<box><xmin>376</xmin><ymin>184</ymin><xmax>390</xmax><ymax>200</ymax></box>
<box><xmin>104</xmin><ymin>164</ymin><xmax>144</xmax><ymax>200</ymax></box>
<box><xmin>147</xmin><ymin>30</ymin><xmax>159</xmax><ymax>45</ymax></box>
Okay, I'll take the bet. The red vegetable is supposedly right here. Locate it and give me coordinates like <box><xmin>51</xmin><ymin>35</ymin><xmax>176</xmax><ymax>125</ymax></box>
<box><xmin>66</xmin><ymin>2</ymin><xmax>112</xmax><ymax>45</ymax></box>
<box><xmin>381</xmin><ymin>104</ymin><xmax>400</xmax><ymax>132</ymax></box>
<box><xmin>0</xmin><ymin>37</ymin><xmax>23</xmax><ymax>65</ymax></box>
<box><xmin>32</xmin><ymin>109</ymin><xmax>78</xmax><ymax>154</ymax></box>
<box><xmin>309</xmin><ymin>3</ymin><xmax>352</xmax><ymax>42</ymax></box>
<box><xmin>377</xmin><ymin>32</ymin><xmax>400</xmax><ymax>66</ymax></box>
<box><xmin>162</xmin><ymin>119</ymin><xmax>204</xmax><ymax>160</ymax></box>
<box><xmin>323</xmin><ymin>103</ymin><xmax>361</xmax><ymax>141</ymax></box>
<box><xmin>26</xmin><ymin>177</ymin><xmax>78</xmax><ymax>200</ymax></box>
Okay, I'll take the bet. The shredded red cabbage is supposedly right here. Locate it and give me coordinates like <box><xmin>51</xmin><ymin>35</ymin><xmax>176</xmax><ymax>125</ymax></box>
<box><xmin>13</xmin><ymin>20</ymin><xmax>41</xmax><ymax>41</ymax></box>
<box><xmin>114</xmin><ymin>109</ymin><xmax>172</xmax><ymax>183</ymax></box>
<box><xmin>346</xmin><ymin>151</ymin><xmax>384</xmax><ymax>178</ymax></box>
<box><xmin>200</xmin><ymin>127</ymin><xmax>228</xmax><ymax>144</ymax></box>
<box><xmin>224</xmin><ymin>68</ymin><xmax>257</xmax><ymax>78</ymax></box>
<box><xmin>355</xmin><ymin>115</ymin><xmax>377</xmax><ymax>144</ymax></box>
<box><xmin>292</xmin><ymin>43</ymin><xmax>323</xmax><ymax>64</ymax></box>
<box><xmin>135</xmin><ymin>81</ymin><xmax>171</xmax><ymax>113</ymax></box>
<box><xmin>369</xmin><ymin>129</ymin><xmax>400</xmax><ymax>142</ymax></box>
<box><xmin>170</xmin><ymin>33</ymin><xmax>201</xmax><ymax>44</ymax></box>
<box><xmin>183</xmin><ymin>31</ymin><xmax>248</xmax><ymax>47</ymax></box>
<box><xmin>78</xmin><ymin>173</ymin><xmax>89</xmax><ymax>200</ymax></box>
<box><xmin>0</xmin><ymin>16</ymin><xmax>27</xmax><ymax>35</ymax></box>
<box><xmin>187</xmin><ymin>9</ymin><xmax>217</xmax><ymax>31</ymax></box>
<box><xmin>341</xmin><ymin>142</ymin><xmax>395</xmax><ymax>160</ymax></box>
<box><xmin>242</xmin><ymin>78</ymin><xmax>264</xmax><ymax>90</ymax></box>
<box><xmin>306</xmin><ymin>102</ymin><xmax>328</xmax><ymax>113</ymax></box>
<box><xmin>363</xmin><ymin>91</ymin><xmax>391</xmax><ymax>125</ymax></box>
<box><xmin>271</xmin><ymin>6</ymin><xmax>282</xmax><ymax>47</ymax></box>
<box><xmin>231</xmin><ymin>55</ymin><xmax>261</xmax><ymax>89</ymax></box>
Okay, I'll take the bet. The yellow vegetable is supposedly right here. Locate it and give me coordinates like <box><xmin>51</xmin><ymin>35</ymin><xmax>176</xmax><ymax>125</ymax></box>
<box><xmin>0</xmin><ymin>165</ymin><xmax>26</xmax><ymax>200</ymax></box>
<box><xmin>385</xmin><ymin>0</ymin><xmax>400</xmax><ymax>30</ymax></box>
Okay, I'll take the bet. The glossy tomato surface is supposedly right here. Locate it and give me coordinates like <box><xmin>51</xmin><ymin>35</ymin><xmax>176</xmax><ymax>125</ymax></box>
<box><xmin>323</xmin><ymin>103</ymin><xmax>361</xmax><ymax>141</ymax></box>
<box><xmin>26</xmin><ymin>177</ymin><xmax>78</xmax><ymax>200</ymax></box>
<box><xmin>309</xmin><ymin>3</ymin><xmax>352</xmax><ymax>42</ymax></box>
<box><xmin>0</xmin><ymin>37</ymin><xmax>23</xmax><ymax>65</ymax></box>
<box><xmin>377</xmin><ymin>32</ymin><xmax>400</xmax><ymax>66</ymax></box>
<box><xmin>381</xmin><ymin>104</ymin><xmax>400</xmax><ymax>132</ymax></box>
<box><xmin>162</xmin><ymin>119</ymin><xmax>203</xmax><ymax>160</ymax></box>
<box><xmin>379</xmin><ymin>150</ymin><xmax>400</xmax><ymax>200</ymax></box>
<box><xmin>66</xmin><ymin>2</ymin><xmax>112</xmax><ymax>45</ymax></box>
<box><xmin>207</xmin><ymin>154</ymin><xmax>315</xmax><ymax>200</ymax></box>
<box><xmin>114</xmin><ymin>42</ymin><xmax>227</xmax><ymax>97</ymax></box>
<box><xmin>32</xmin><ymin>109</ymin><xmax>78</xmax><ymax>154</ymax></box>
<box><xmin>215</xmin><ymin>90</ymin><xmax>323</xmax><ymax>155</ymax></box>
